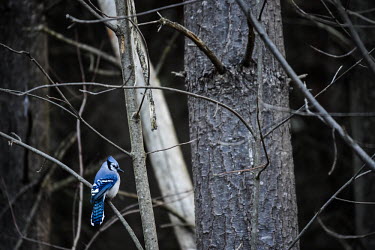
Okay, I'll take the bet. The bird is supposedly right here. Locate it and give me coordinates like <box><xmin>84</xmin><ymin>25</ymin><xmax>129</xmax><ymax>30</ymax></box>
<box><xmin>90</xmin><ymin>156</ymin><xmax>124</xmax><ymax>226</ymax></box>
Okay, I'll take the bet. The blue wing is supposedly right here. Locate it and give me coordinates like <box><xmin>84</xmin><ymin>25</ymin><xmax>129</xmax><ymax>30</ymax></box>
<box><xmin>90</xmin><ymin>178</ymin><xmax>116</xmax><ymax>203</ymax></box>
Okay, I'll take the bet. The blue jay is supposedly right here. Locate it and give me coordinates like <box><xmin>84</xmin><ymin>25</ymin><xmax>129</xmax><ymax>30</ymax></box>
<box><xmin>91</xmin><ymin>156</ymin><xmax>124</xmax><ymax>226</ymax></box>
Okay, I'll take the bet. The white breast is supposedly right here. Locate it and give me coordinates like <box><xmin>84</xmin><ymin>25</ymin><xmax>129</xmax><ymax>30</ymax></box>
<box><xmin>106</xmin><ymin>176</ymin><xmax>120</xmax><ymax>199</ymax></box>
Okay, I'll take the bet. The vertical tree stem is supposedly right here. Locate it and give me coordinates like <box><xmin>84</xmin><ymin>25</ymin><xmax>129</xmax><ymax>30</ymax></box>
<box><xmin>114</xmin><ymin>1</ymin><xmax>159</xmax><ymax>249</ymax></box>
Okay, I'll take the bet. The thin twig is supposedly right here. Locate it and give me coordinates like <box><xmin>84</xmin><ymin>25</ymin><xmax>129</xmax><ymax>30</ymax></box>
<box><xmin>71</xmin><ymin>38</ymin><xmax>87</xmax><ymax>250</ymax></box>
<box><xmin>158</xmin><ymin>16</ymin><xmax>226</xmax><ymax>74</ymax></box>
<box><xmin>318</xmin><ymin>217</ymin><xmax>375</xmax><ymax>239</ymax></box>
<box><xmin>290</xmin><ymin>0</ymin><xmax>375</xmax><ymax>29</ymax></box>
<box><xmin>146</xmin><ymin>139</ymin><xmax>197</xmax><ymax>155</ymax></box>
<box><xmin>241</xmin><ymin>20</ymin><xmax>255</xmax><ymax>67</ymax></box>
<box><xmin>290</xmin><ymin>0</ymin><xmax>351</xmax><ymax>47</ymax></box>
<box><xmin>328</xmin><ymin>128</ymin><xmax>338</xmax><ymax>175</ymax></box>
<box><xmin>335</xmin><ymin>197</ymin><xmax>375</xmax><ymax>205</ymax></box>
<box><xmin>0</xmin><ymin>42</ymin><xmax>78</xmax><ymax>115</ymax></box>
<box><xmin>32</xmin><ymin>25</ymin><xmax>121</xmax><ymax>67</ymax></box>
<box><xmin>261</xmin><ymin>102</ymin><xmax>375</xmax><ymax>117</ymax></box>
<box><xmin>155</xmin><ymin>30</ymin><xmax>179</xmax><ymax>75</ymax></box>
<box><xmin>310</xmin><ymin>45</ymin><xmax>356</xmax><ymax>58</ymax></box>
<box><xmin>264</xmin><ymin>46</ymin><xmax>372</xmax><ymax>137</ymax></box>
<box><xmin>213</xmin><ymin>164</ymin><xmax>264</xmax><ymax>176</ymax></box>
<box><xmin>74</xmin><ymin>0</ymin><xmax>117</xmax><ymax>32</ymax></box>
<box><xmin>264</xmin><ymin>51</ymin><xmax>373</xmax><ymax>136</ymax></box>
<box><xmin>130</xmin><ymin>18</ymin><xmax>151</xmax><ymax>119</ymax></box>
<box><xmin>67</xmin><ymin>0</ymin><xmax>200</xmax><ymax>25</ymax></box>
<box><xmin>334</xmin><ymin>0</ymin><xmax>375</xmax><ymax>76</ymax></box>
<box><xmin>348</xmin><ymin>9</ymin><xmax>375</xmax><ymax>25</ymax></box>
<box><xmin>255</xmin><ymin>94</ymin><xmax>270</xmax><ymax>180</ymax></box>
<box><xmin>258</xmin><ymin>0</ymin><xmax>267</xmax><ymax>21</ymax></box>
<box><xmin>320</xmin><ymin>0</ymin><xmax>350</xmax><ymax>37</ymax></box>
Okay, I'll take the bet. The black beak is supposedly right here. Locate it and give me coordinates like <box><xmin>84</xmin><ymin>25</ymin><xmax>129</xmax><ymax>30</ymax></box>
<box><xmin>118</xmin><ymin>168</ymin><xmax>124</xmax><ymax>173</ymax></box>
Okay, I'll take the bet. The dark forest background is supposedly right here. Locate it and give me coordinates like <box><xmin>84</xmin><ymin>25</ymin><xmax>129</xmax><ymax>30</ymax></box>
<box><xmin>1</xmin><ymin>0</ymin><xmax>375</xmax><ymax>249</ymax></box>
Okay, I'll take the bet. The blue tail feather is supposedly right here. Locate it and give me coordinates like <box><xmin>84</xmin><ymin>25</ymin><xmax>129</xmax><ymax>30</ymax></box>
<box><xmin>91</xmin><ymin>199</ymin><xmax>105</xmax><ymax>226</ymax></box>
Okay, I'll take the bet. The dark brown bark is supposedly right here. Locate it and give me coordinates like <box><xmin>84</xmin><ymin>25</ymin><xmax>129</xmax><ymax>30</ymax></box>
<box><xmin>0</xmin><ymin>1</ymin><xmax>49</xmax><ymax>249</ymax></box>
<box><xmin>184</xmin><ymin>1</ymin><xmax>299</xmax><ymax>249</ymax></box>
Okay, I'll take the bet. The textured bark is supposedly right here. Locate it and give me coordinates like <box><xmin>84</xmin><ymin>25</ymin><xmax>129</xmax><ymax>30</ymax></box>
<box><xmin>350</xmin><ymin>2</ymin><xmax>375</xmax><ymax>248</ymax></box>
<box><xmin>184</xmin><ymin>1</ymin><xmax>299</xmax><ymax>249</ymax></box>
<box><xmin>0</xmin><ymin>0</ymin><xmax>49</xmax><ymax>249</ymax></box>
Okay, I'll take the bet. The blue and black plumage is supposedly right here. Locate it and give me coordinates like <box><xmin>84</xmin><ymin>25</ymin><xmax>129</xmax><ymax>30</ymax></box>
<box><xmin>90</xmin><ymin>156</ymin><xmax>124</xmax><ymax>226</ymax></box>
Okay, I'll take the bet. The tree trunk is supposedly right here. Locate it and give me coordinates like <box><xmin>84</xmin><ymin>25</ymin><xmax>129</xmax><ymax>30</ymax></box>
<box><xmin>0</xmin><ymin>0</ymin><xmax>49</xmax><ymax>249</ymax></box>
<box><xmin>184</xmin><ymin>1</ymin><xmax>299</xmax><ymax>249</ymax></box>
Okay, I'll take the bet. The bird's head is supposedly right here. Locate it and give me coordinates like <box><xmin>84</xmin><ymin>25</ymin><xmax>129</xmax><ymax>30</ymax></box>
<box><xmin>106</xmin><ymin>156</ymin><xmax>124</xmax><ymax>173</ymax></box>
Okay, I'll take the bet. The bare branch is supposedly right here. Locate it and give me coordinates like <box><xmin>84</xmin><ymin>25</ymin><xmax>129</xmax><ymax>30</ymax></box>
<box><xmin>0</xmin><ymin>82</ymin><xmax>256</xmax><ymax>139</ymax></box>
<box><xmin>158</xmin><ymin>16</ymin><xmax>226</xmax><ymax>74</ymax></box>
<box><xmin>348</xmin><ymin>9</ymin><xmax>375</xmax><ymax>25</ymax></box>
<box><xmin>310</xmin><ymin>45</ymin><xmax>356</xmax><ymax>58</ymax></box>
<box><xmin>263</xmin><ymin>48</ymin><xmax>374</xmax><ymax>137</ymax></box>
<box><xmin>235</xmin><ymin>0</ymin><xmax>375</xmax><ymax>171</ymax></box>
<box><xmin>32</xmin><ymin>25</ymin><xmax>121</xmax><ymax>67</ymax></box>
<box><xmin>328</xmin><ymin>128</ymin><xmax>338</xmax><ymax>176</ymax></box>
<box><xmin>146</xmin><ymin>139</ymin><xmax>197</xmax><ymax>155</ymax></box>
<box><xmin>155</xmin><ymin>31</ymin><xmax>179</xmax><ymax>75</ymax></box>
<box><xmin>318</xmin><ymin>217</ymin><xmax>375</xmax><ymax>239</ymax></box>
<box><xmin>334</xmin><ymin>0</ymin><xmax>375</xmax><ymax>76</ymax></box>
<box><xmin>241</xmin><ymin>20</ymin><xmax>255</xmax><ymax>67</ymax></box>
<box><xmin>255</xmin><ymin>90</ymin><xmax>270</xmax><ymax>180</ymax></box>
<box><xmin>71</xmin><ymin>42</ymin><xmax>87</xmax><ymax>250</ymax></box>
<box><xmin>74</xmin><ymin>0</ymin><xmax>117</xmax><ymax>32</ymax></box>
<box><xmin>66</xmin><ymin>0</ymin><xmax>200</xmax><ymax>25</ymax></box>
<box><xmin>335</xmin><ymin>197</ymin><xmax>375</xmax><ymax>205</ymax></box>
<box><xmin>258</xmin><ymin>0</ymin><xmax>267</xmax><ymax>21</ymax></box>
<box><xmin>0</xmin><ymin>42</ymin><xmax>78</xmax><ymax>115</ymax></box>
<box><xmin>213</xmin><ymin>164</ymin><xmax>265</xmax><ymax>176</ymax></box>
